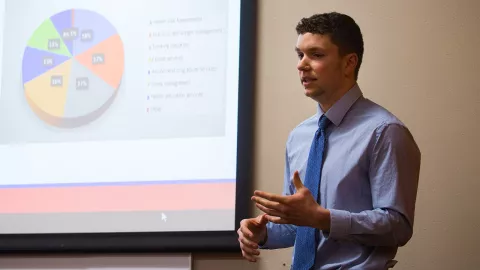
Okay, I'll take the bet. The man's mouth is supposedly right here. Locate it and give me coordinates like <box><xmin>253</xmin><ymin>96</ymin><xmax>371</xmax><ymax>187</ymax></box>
<box><xmin>301</xmin><ymin>77</ymin><xmax>317</xmax><ymax>86</ymax></box>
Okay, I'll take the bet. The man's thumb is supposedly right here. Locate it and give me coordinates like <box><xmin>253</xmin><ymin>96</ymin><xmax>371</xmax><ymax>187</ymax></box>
<box><xmin>292</xmin><ymin>171</ymin><xmax>304</xmax><ymax>191</ymax></box>
<box><xmin>256</xmin><ymin>213</ymin><xmax>268</xmax><ymax>226</ymax></box>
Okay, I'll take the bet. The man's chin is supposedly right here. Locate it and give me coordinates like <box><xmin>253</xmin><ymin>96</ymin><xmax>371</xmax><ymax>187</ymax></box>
<box><xmin>303</xmin><ymin>88</ymin><xmax>316</xmax><ymax>97</ymax></box>
<box><xmin>303</xmin><ymin>88</ymin><xmax>325</xmax><ymax>101</ymax></box>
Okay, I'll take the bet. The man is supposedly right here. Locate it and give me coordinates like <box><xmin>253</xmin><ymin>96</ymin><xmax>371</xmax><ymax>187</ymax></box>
<box><xmin>237</xmin><ymin>12</ymin><xmax>421</xmax><ymax>269</ymax></box>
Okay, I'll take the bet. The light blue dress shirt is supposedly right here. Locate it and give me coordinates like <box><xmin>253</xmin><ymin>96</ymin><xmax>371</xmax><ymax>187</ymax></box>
<box><xmin>261</xmin><ymin>84</ymin><xmax>421</xmax><ymax>270</ymax></box>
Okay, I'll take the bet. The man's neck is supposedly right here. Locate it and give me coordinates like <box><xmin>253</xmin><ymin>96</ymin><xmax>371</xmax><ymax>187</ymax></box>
<box><xmin>318</xmin><ymin>81</ymin><xmax>357</xmax><ymax>113</ymax></box>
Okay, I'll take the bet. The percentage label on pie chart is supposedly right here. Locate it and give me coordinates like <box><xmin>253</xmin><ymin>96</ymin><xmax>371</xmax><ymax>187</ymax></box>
<box><xmin>22</xmin><ymin>9</ymin><xmax>125</xmax><ymax>128</ymax></box>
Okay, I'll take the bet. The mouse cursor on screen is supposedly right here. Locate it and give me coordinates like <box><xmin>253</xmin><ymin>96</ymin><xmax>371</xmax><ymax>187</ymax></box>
<box><xmin>161</xmin><ymin>213</ymin><xmax>167</xmax><ymax>222</ymax></box>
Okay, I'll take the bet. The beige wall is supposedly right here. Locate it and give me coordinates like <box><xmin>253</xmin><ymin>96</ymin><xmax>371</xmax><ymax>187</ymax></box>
<box><xmin>196</xmin><ymin>0</ymin><xmax>480</xmax><ymax>269</ymax></box>
<box><xmin>3</xmin><ymin>1</ymin><xmax>479</xmax><ymax>270</ymax></box>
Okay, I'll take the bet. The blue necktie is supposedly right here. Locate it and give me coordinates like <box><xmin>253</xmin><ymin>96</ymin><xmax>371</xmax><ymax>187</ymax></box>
<box><xmin>292</xmin><ymin>115</ymin><xmax>331</xmax><ymax>270</ymax></box>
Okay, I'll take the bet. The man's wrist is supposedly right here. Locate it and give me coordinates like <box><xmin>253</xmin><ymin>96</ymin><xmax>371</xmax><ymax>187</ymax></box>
<box><xmin>313</xmin><ymin>206</ymin><xmax>331</xmax><ymax>231</ymax></box>
<box><xmin>258</xmin><ymin>228</ymin><xmax>268</xmax><ymax>246</ymax></box>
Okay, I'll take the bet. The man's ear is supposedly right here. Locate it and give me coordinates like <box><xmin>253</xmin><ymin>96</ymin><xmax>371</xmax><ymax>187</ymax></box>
<box><xmin>344</xmin><ymin>53</ymin><xmax>358</xmax><ymax>77</ymax></box>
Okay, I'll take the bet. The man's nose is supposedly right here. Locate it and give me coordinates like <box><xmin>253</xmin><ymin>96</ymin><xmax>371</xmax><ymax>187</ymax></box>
<box><xmin>297</xmin><ymin>57</ymin><xmax>310</xmax><ymax>71</ymax></box>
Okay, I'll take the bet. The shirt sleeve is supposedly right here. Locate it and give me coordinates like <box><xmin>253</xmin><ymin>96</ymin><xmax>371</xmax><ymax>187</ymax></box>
<box><xmin>325</xmin><ymin>123</ymin><xmax>421</xmax><ymax>247</ymax></box>
<box><xmin>260</xmin><ymin>137</ymin><xmax>297</xmax><ymax>249</ymax></box>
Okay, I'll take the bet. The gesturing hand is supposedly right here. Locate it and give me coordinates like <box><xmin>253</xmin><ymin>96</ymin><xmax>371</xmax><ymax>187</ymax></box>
<box><xmin>237</xmin><ymin>214</ymin><xmax>268</xmax><ymax>262</ymax></box>
<box><xmin>251</xmin><ymin>171</ymin><xmax>331</xmax><ymax>230</ymax></box>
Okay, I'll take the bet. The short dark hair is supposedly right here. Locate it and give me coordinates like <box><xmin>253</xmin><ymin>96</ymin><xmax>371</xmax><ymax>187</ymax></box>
<box><xmin>296</xmin><ymin>12</ymin><xmax>364</xmax><ymax>80</ymax></box>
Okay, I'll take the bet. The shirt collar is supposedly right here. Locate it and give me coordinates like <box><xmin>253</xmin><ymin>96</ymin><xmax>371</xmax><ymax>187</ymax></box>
<box><xmin>316</xmin><ymin>84</ymin><xmax>363</xmax><ymax>126</ymax></box>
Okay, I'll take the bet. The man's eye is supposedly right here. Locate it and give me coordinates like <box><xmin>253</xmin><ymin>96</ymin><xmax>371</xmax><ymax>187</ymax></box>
<box><xmin>313</xmin><ymin>53</ymin><xmax>324</xmax><ymax>58</ymax></box>
<box><xmin>297</xmin><ymin>53</ymin><xmax>304</xmax><ymax>59</ymax></box>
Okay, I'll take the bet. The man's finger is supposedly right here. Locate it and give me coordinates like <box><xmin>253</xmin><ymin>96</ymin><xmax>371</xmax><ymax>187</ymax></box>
<box><xmin>265</xmin><ymin>214</ymin><xmax>289</xmax><ymax>224</ymax></box>
<box><xmin>251</xmin><ymin>195</ymin><xmax>284</xmax><ymax>211</ymax></box>
<box><xmin>239</xmin><ymin>241</ymin><xmax>260</xmax><ymax>256</ymax></box>
<box><xmin>239</xmin><ymin>234</ymin><xmax>258</xmax><ymax>249</ymax></box>
<box><xmin>239</xmin><ymin>225</ymin><xmax>255</xmax><ymax>239</ymax></box>
<box><xmin>256</xmin><ymin>213</ymin><xmax>269</xmax><ymax>226</ymax></box>
<box><xmin>253</xmin><ymin>190</ymin><xmax>289</xmax><ymax>204</ymax></box>
<box><xmin>241</xmin><ymin>250</ymin><xmax>257</xmax><ymax>262</ymax></box>
<box><xmin>255</xmin><ymin>203</ymin><xmax>287</xmax><ymax>219</ymax></box>
<box><xmin>292</xmin><ymin>171</ymin><xmax>304</xmax><ymax>191</ymax></box>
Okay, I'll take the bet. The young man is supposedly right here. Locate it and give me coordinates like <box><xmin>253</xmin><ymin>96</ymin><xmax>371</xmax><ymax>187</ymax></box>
<box><xmin>237</xmin><ymin>12</ymin><xmax>421</xmax><ymax>269</ymax></box>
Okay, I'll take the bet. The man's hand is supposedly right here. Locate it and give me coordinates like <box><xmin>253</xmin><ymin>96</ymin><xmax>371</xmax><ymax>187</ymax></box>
<box><xmin>252</xmin><ymin>171</ymin><xmax>331</xmax><ymax>230</ymax></box>
<box><xmin>237</xmin><ymin>214</ymin><xmax>268</xmax><ymax>262</ymax></box>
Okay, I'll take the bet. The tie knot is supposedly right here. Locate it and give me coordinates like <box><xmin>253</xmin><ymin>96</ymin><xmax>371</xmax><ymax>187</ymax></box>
<box><xmin>318</xmin><ymin>115</ymin><xmax>331</xmax><ymax>131</ymax></box>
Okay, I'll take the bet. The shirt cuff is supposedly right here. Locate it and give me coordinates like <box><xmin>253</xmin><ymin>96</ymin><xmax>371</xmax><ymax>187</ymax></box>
<box><xmin>325</xmin><ymin>209</ymin><xmax>351</xmax><ymax>239</ymax></box>
<box><xmin>258</xmin><ymin>230</ymin><xmax>268</xmax><ymax>248</ymax></box>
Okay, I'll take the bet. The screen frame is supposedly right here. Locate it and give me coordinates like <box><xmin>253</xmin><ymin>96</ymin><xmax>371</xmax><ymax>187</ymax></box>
<box><xmin>0</xmin><ymin>0</ymin><xmax>257</xmax><ymax>254</ymax></box>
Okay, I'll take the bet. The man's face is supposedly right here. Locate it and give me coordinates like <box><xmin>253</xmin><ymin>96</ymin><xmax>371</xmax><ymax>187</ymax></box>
<box><xmin>295</xmin><ymin>33</ymin><xmax>346</xmax><ymax>102</ymax></box>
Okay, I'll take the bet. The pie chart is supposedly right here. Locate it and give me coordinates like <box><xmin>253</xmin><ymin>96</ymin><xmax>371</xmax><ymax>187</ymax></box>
<box><xmin>22</xmin><ymin>9</ymin><xmax>124</xmax><ymax>128</ymax></box>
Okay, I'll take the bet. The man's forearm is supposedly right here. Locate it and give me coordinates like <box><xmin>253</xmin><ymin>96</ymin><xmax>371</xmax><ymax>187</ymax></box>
<box><xmin>323</xmin><ymin>208</ymin><xmax>413</xmax><ymax>247</ymax></box>
<box><xmin>259</xmin><ymin>222</ymin><xmax>296</xmax><ymax>249</ymax></box>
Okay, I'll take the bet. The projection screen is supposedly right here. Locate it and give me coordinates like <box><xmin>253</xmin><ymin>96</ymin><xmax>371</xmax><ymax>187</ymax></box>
<box><xmin>0</xmin><ymin>0</ymin><xmax>256</xmax><ymax>252</ymax></box>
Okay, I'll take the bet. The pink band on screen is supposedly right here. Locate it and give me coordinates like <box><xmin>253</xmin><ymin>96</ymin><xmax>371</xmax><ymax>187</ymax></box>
<box><xmin>0</xmin><ymin>182</ymin><xmax>236</xmax><ymax>213</ymax></box>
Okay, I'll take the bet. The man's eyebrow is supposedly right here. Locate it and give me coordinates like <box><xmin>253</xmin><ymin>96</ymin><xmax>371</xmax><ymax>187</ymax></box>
<box><xmin>295</xmin><ymin>47</ymin><xmax>325</xmax><ymax>53</ymax></box>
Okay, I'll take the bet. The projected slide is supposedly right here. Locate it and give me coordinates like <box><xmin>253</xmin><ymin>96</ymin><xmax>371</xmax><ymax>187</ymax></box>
<box><xmin>23</xmin><ymin>9</ymin><xmax>124</xmax><ymax>128</ymax></box>
<box><xmin>0</xmin><ymin>0</ymin><xmax>240</xmax><ymax>234</ymax></box>
<box><xmin>0</xmin><ymin>0</ymin><xmax>227</xmax><ymax>144</ymax></box>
